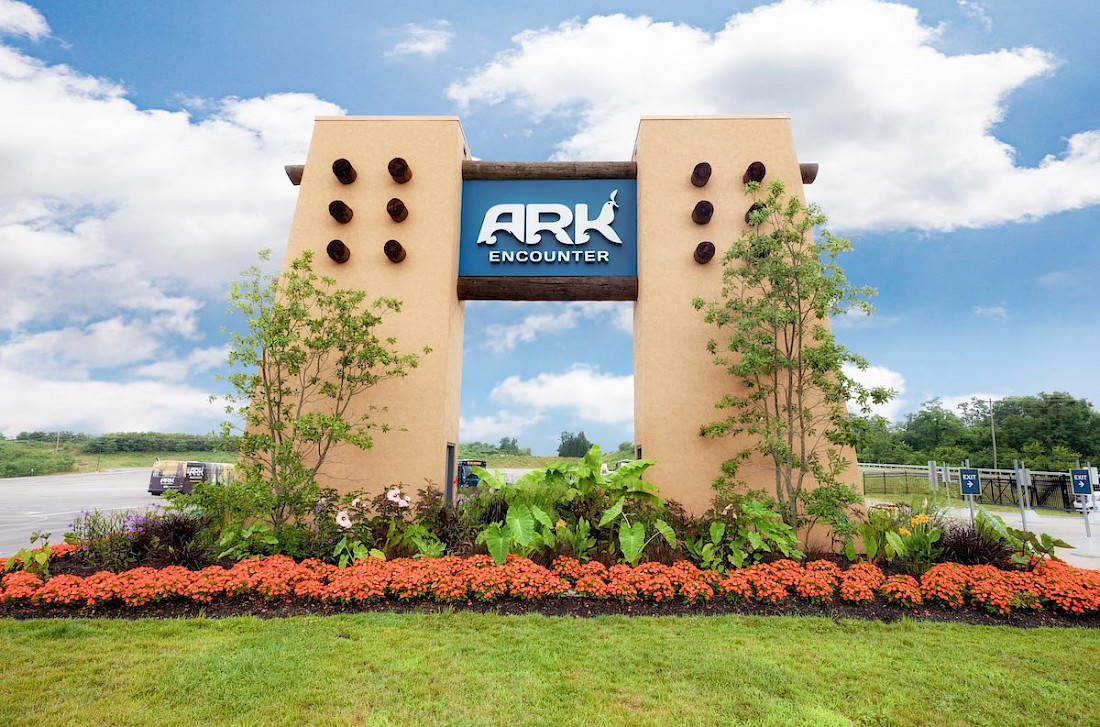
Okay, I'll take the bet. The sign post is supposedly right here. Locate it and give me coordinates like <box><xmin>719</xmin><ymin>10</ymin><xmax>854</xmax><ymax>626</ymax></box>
<box><xmin>959</xmin><ymin>468</ymin><xmax>981</xmax><ymax>527</ymax></box>
<box><xmin>1072</xmin><ymin>468</ymin><xmax>1094</xmax><ymax>542</ymax></box>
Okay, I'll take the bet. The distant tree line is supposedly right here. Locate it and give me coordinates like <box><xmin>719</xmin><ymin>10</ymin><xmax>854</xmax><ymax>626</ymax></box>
<box><xmin>459</xmin><ymin>437</ymin><xmax>532</xmax><ymax>459</ymax></box>
<box><xmin>81</xmin><ymin>432</ymin><xmax>227</xmax><ymax>453</ymax></box>
<box><xmin>852</xmin><ymin>392</ymin><xmax>1100</xmax><ymax>471</ymax></box>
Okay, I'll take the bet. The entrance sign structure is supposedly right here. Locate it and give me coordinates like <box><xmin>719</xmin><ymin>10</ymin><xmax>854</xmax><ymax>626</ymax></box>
<box><xmin>279</xmin><ymin>116</ymin><xmax>855</xmax><ymax>513</ymax></box>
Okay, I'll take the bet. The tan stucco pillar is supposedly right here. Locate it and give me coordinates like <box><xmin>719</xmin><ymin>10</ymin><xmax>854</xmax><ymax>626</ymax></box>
<box><xmin>633</xmin><ymin>116</ymin><xmax>857</xmax><ymax>514</ymax></box>
<box><xmin>280</xmin><ymin>116</ymin><xmax>468</xmax><ymax>497</ymax></box>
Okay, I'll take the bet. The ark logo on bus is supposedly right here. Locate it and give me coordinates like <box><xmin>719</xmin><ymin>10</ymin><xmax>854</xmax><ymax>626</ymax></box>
<box><xmin>459</xmin><ymin>178</ymin><xmax>637</xmax><ymax>278</ymax></box>
<box><xmin>477</xmin><ymin>190</ymin><xmax>622</xmax><ymax>247</ymax></box>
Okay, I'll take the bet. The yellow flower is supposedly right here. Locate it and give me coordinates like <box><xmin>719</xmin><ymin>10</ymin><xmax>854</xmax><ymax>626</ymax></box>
<box><xmin>910</xmin><ymin>514</ymin><xmax>929</xmax><ymax>527</ymax></box>
<box><xmin>898</xmin><ymin>527</ymin><xmax>912</xmax><ymax>537</ymax></box>
<box><xmin>555</xmin><ymin>519</ymin><xmax>567</xmax><ymax>530</ymax></box>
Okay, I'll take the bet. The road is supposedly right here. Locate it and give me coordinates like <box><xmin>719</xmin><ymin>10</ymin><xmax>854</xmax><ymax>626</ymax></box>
<box><xmin>0</xmin><ymin>469</ymin><xmax>156</xmax><ymax>556</ymax></box>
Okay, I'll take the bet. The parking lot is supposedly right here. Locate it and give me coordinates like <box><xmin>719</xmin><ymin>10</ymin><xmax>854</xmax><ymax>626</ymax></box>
<box><xmin>0</xmin><ymin>469</ymin><xmax>156</xmax><ymax>556</ymax></box>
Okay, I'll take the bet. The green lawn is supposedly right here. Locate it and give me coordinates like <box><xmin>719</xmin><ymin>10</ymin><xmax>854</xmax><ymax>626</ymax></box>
<box><xmin>73</xmin><ymin>449</ymin><xmax>238</xmax><ymax>472</ymax></box>
<box><xmin>1</xmin><ymin>612</ymin><xmax>1095</xmax><ymax>726</ymax></box>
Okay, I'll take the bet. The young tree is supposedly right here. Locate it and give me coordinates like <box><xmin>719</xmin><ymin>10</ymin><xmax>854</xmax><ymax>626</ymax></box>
<box><xmin>217</xmin><ymin>250</ymin><xmax>426</xmax><ymax>529</ymax></box>
<box><xmin>693</xmin><ymin>180</ymin><xmax>891</xmax><ymax>527</ymax></box>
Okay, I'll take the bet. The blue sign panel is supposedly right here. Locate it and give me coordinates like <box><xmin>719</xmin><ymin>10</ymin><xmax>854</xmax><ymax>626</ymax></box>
<box><xmin>459</xmin><ymin>179</ymin><xmax>637</xmax><ymax>277</ymax></box>
<box><xmin>959</xmin><ymin>468</ymin><xmax>981</xmax><ymax>496</ymax></box>
<box><xmin>1072</xmin><ymin>469</ymin><xmax>1093</xmax><ymax>495</ymax></box>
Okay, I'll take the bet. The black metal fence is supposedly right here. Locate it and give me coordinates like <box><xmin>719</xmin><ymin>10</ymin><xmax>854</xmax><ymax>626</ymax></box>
<box><xmin>860</xmin><ymin>467</ymin><xmax>1075</xmax><ymax>511</ymax></box>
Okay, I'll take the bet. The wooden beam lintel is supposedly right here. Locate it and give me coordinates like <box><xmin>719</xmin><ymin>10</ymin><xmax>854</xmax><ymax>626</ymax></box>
<box><xmin>457</xmin><ymin>276</ymin><xmax>638</xmax><ymax>301</ymax></box>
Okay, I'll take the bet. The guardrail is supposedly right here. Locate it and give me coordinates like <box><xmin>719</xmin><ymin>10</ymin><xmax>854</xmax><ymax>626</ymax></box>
<box><xmin>858</xmin><ymin>462</ymin><xmax>1079</xmax><ymax>511</ymax></box>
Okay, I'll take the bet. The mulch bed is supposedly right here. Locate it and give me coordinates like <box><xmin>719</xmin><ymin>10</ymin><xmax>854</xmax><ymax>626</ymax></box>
<box><xmin>4</xmin><ymin>589</ymin><xmax>1098</xmax><ymax>628</ymax></box>
<box><xmin>5</xmin><ymin>552</ymin><xmax>1098</xmax><ymax>627</ymax></box>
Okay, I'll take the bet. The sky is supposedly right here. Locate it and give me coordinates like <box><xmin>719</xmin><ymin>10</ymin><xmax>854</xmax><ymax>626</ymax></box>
<box><xmin>0</xmin><ymin>0</ymin><xmax>1097</xmax><ymax>455</ymax></box>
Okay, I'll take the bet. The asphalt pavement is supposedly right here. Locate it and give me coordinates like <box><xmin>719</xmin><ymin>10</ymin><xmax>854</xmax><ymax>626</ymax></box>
<box><xmin>0</xmin><ymin>468</ymin><xmax>158</xmax><ymax>556</ymax></box>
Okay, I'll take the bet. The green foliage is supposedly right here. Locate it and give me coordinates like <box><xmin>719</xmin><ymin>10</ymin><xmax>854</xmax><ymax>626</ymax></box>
<box><xmin>332</xmin><ymin>536</ymin><xmax>383</xmax><ymax>567</ymax></box>
<box><xmin>0</xmin><ymin>440</ymin><xmax>76</xmax><ymax>478</ymax></box>
<box><xmin>217</xmin><ymin>521</ymin><xmax>279</xmax><ymax>561</ymax></box>
<box><xmin>459</xmin><ymin>438</ymin><xmax>531</xmax><ymax>459</ymax></box>
<box><xmin>214</xmin><ymin>250</ymin><xmax>425</xmax><ymax>529</ymax></box>
<box><xmin>853</xmin><ymin>392</ymin><xmax>1100</xmax><ymax>468</ymax></box>
<box><xmin>845</xmin><ymin>504</ymin><xmax>907</xmax><ymax>565</ymax></box>
<box><xmin>81</xmin><ymin>432</ymin><xmax>224</xmax><ymax>454</ymax></box>
<box><xmin>685</xmin><ymin>494</ymin><xmax>802</xmax><ymax>571</ymax></box>
<box><xmin>974</xmin><ymin>507</ymin><xmax>1072</xmax><ymax>570</ymax></box>
<box><xmin>693</xmin><ymin>180</ymin><xmax>891</xmax><ymax>526</ymax></box>
<box><xmin>557</xmin><ymin>430</ymin><xmax>593</xmax><ymax>458</ymax></box>
<box><xmin>555</xmin><ymin>517</ymin><xmax>597</xmax><ymax>561</ymax></box>
<box><xmin>4</xmin><ymin>531</ymin><xmax>53</xmax><ymax>578</ymax></box>
<box><xmin>799</xmin><ymin>482</ymin><xmax>862</xmax><ymax>551</ymax></box>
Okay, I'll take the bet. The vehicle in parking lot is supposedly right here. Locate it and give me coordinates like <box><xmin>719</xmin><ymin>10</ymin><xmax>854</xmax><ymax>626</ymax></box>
<box><xmin>456</xmin><ymin>459</ymin><xmax>486</xmax><ymax>491</ymax></box>
<box><xmin>148</xmin><ymin>460</ymin><xmax>235</xmax><ymax>495</ymax></box>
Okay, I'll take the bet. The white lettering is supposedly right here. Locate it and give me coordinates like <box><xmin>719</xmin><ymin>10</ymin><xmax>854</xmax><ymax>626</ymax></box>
<box><xmin>584</xmin><ymin>251</ymin><xmax>596</xmax><ymax>263</ymax></box>
<box><xmin>477</xmin><ymin>204</ymin><xmax>524</xmax><ymax>245</ymax></box>
<box><xmin>502</xmin><ymin>250</ymin><xmax>515</xmax><ymax>262</ymax></box>
<box><xmin>489</xmin><ymin>251</ymin><xmax>501</xmax><ymax>263</ymax></box>
<box><xmin>598</xmin><ymin>251</ymin><xmax>609</xmax><ymax>262</ymax></box>
<box><xmin>516</xmin><ymin>251</ymin><xmax>528</xmax><ymax>262</ymax></box>
<box><xmin>525</xmin><ymin>204</ymin><xmax>573</xmax><ymax>245</ymax></box>
<box><xmin>476</xmin><ymin>190</ymin><xmax>622</xmax><ymax>246</ymax></box>
<box><xmin>530</xmin><ymin>250</ymin><xmax>542</xmax><ymax>262</ymax></box>
<box><xmin>575</xmin><ymin>190</ymin><xmax>622</xmax><ymax>245</ymax></box>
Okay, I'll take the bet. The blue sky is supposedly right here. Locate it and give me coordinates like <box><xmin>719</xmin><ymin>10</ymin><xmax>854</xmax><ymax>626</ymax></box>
<box><xmin>0</xmin><ymin>0</ymin><xmax>1097</xmax><ymax>455</ymax></box>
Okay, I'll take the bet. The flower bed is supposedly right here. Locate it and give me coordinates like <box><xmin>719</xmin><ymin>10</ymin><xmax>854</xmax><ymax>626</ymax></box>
<box><xmin>3</xmin><ymin>550</ymin><xmax>1100</xmax><ymax>624</ymax></box>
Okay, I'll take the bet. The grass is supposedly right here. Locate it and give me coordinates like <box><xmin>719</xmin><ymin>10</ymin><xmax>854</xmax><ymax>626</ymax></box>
<box><xmin>1</xmin><ymin>612</ymin><xmax>1097</xmax><ymax>726</ymax></box>
<box><xmin>73</xmin><ymin>449</ymin><xmax>238</xmax><ymax>472</ymax></box>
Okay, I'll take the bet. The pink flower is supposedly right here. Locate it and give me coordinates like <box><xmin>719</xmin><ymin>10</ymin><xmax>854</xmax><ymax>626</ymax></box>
<box><xmin>398</xmin><ymin>496</ymin><xmax>410</xmax><ymax>509</ymax></box>
<box><xmin>335</xmin><ymin>511</ymin><xmax>352</xmax><ymax>529</ymax></box>
<box><xmin>386</xmin><ymin>488</ymin><xmax>403</xmax><ymax>504</ymax></box>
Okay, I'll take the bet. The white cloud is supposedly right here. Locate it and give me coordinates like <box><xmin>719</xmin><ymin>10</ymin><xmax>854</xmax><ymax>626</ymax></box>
<box><xmin>491</xmin><ymin>365</ymin><xmax>633</xmax><ymax>425</ymax></box>
<box><xmin>459</xmin><ymin>410</ymin><xmax>542</xmax><ymax>442</ymax></box>
<box><xmin>973</xmin><ymin>304</ymin><xmax>1009</xmax><ymax>321</ymax></box>
<box><xmin>1037</xmin><ymin>270</ymin><xmax>1081</xmax><ymax>289</ymax></box>
<box><xmin>448</xmin><ymin>0</ymin><xmax>1100</xmax><ymax>232</ymax></box>
<box><xmin>957</xmin><ymin>1</ymin><xmax>992</xmax><ymax>30</ymax></box>
<box><xmin>831</xmin><ymin>309</ymin><xmax>901</xmax><ymax>329</ymax></box>
<box><xmin>389</xmin><ymin>21</ymin><xmax>454</xmax><ymax>58</ymax></box>
<box><xmin>132</xmin><ymin>345</ymin><xmax>228</xmax><ymax>383</ymax></box>
<box><xmin>938</xmin><ymin>392</ymin><xmax>1004</xmax><ymax>414</ymax></box>
<box><xmin>0</xmin><ymin>365</ymin><xmax>224</xmax><ymax>438</ymax></box>
<box><xmin>843</xmin><ymin>363</ymin><xmax>907</xmax><ymax>420</ymax></box>
<box><xmin>0</xmin><ymin>0</ymin><xmax>48</xmax><ymax>40</ymax></box>
<box><xmin>0</xmin><ymin>27</ymin><xmax>345</xmax><ymax>433</ymax></box>
<box><xmin>484</xmin><ymin>301</ymin><xmax>632</xmax><ymax>352</ymax></box>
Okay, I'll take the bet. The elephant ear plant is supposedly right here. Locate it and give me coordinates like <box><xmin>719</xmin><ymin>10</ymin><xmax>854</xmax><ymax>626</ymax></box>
<box><xmin>469</xmin><ymin>446</ymin><xmax>677</xmax><ymax>565</ymax></box>
<box><xmin>471</xmin><ymin>466</ymin><xmax>561</xmax><ymax>564</ymax></box>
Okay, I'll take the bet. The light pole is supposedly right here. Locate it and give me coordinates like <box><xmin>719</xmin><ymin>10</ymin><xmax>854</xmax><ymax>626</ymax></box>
<box><xmin>989</xmin><ymin>398</ymin><xmax>998</xmax><ymax>470</ymax></box>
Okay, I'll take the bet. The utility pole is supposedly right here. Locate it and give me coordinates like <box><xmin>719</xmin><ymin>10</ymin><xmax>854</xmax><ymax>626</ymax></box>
<box><xmin>989</xmin><ymin>398</ymin><xmax>998</xmax><ymax>470</ymax></box>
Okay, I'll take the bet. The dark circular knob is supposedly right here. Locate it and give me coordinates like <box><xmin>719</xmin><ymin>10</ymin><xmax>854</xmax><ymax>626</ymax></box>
<box><xmin>384</xmin><ymin>239</ymin><xmax>406</xmax><ymax>263</ymax></box>
<box><xmin>388</xmin><ymin>157</ymin><xmax>412</xmax><ymax>184</ymax></box>
<box><xmin>691</xmin><ymin>162</ymin><xmax>712</xmax><ymax>188</ymax></box>
<box><xmin>692</xmin><ymin>200</ymin><xmax>714</xmax><ymax>225</ymax></box>
<box><xmin>328</xmin><ymin>200</ymin><xmax>353</xmax><ymax>223</ymax></box>
<box><xmin>745</xmin><ymin>201</ymin><xmax>767</xmax><ymax>225</ymax></box>
<box><xmin>386</xmin><ymin>198</ymin><xmax>408</xmax><ymax>222</ymax></box>
<box><xmin>743</xmin><ymin>161</ymin><xmax>766</xmax><ymax>184</ymax></box>
<box><xmin>332</xmin><ymin>158</ymin><xmax>357</xmax><ymax>185</ymax></box>
<box><xmin>693</xmin><ymin>241</ymin><xmax>715</xmax><ymax>265</ymax></box>
<box><xmin>326</xmin><ymin>240</ymin><xmax>350</xmax><ymax>264</ymax></box>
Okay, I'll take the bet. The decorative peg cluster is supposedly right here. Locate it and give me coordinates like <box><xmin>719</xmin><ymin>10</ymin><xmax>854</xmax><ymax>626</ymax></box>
<box><xmin>322</xmin><ymin>156</ymin><xmax>414</xmax><ymax>264</ymax></box>
<box><xmin>690</xmin><ymin>161</ymin><xmax>714</xmax><ymax>264</ymax></box>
